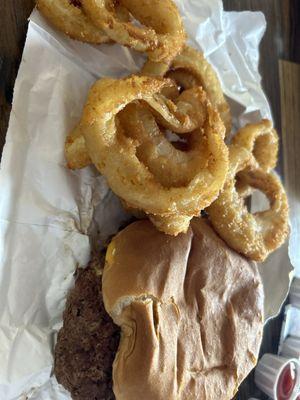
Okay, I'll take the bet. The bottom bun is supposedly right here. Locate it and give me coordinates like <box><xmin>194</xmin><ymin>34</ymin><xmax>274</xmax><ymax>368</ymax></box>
<box><xmin>103</xmin><ymin>218</ymin><xmax>264</xmax><ymax>400</ymax></box>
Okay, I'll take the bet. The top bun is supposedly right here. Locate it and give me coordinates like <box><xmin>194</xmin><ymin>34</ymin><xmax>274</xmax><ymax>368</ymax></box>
<box><xmin>103</xmin><ymin>218</ymin><xmax>264</xmax><ymax>400</ymax></box>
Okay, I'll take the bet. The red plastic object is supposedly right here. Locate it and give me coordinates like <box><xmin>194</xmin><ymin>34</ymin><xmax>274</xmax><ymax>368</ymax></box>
<box><xmin>277</xmin><ymin>362</ymin><xmax>298</xmax><ymax>400</ymax></box>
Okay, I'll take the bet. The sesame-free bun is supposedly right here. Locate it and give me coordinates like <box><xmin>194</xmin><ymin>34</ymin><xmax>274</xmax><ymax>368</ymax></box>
<box><xmin>103</xmin><ymin>218</ymin><xmax>264</xmax><ymax>400</ymax></box>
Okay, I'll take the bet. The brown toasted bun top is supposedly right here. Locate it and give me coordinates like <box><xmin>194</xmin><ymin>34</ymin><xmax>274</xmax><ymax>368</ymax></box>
<box><xmin>103</xmin><ymin>218</ymin><xmax>264</xmax><ymax>400</ymax></box>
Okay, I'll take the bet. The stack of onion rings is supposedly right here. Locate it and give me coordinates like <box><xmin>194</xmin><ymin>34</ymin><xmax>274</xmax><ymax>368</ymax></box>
<box><xmin>65</xmin><ymin>45</ymin><xmax>232</xmax><ymax>170</ymax></box>
<box><xmin>207</xmin><ymin>136</ymin><xmax>289</xmax><ymax>262</ymax></box>
<box><xmin>72</xmin><ymin>75</ymin><xmax>228</xmax><ymax>235</ymax></box>
<box><xmin>46</xmin><ymin>0</ymin><xmax>288</xmax><ymax>258</ymax></box>
<box><xmin>64</xmin><ymin>76</ymin><xmax>288</xmax><ymax>258</ymax></box>
<box><xmin>142</xmin><ymin>45</ymin><xmax>232</xmax><ymax>136</ymax></box>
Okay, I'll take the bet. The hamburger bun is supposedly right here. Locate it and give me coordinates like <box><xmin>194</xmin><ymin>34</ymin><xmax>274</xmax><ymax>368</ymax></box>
<box><xmin>103</xmin><ymin>218</ymin><xmax>264</xmax><ymax>400</ymax></box>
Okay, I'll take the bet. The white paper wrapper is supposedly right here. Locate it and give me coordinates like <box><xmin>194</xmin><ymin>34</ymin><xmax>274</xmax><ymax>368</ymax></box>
<box><xmin>0</xmin><ymin>1</ymin><xmax>295</xmax><ymax>398</ymax></box>
<box><xmin>279</xmin><ymin>305</ymin><xmax>300</xmax><ymax>351</ymax></box>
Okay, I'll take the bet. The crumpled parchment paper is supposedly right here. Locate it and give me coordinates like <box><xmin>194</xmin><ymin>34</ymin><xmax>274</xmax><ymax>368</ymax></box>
<box><xmin>0</xmin><ymin>1</ymin><xmax>295</xmax><ymax>398</ymax></box>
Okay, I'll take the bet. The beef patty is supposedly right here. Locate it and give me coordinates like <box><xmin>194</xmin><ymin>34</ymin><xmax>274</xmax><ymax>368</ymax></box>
<box><xmin>54</xmin><ymin>258</ymin><xmax>119</xmax><ymax>400</ymax></box>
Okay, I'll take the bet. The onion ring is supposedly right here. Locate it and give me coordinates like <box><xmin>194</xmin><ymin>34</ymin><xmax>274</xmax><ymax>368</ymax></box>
<box><xmin>142</xmin><ymin>45</ymin><xmax>232</xmax><ymax>136</ymax></box>
<box><xmin>79</xmin><ymin>76</ymin><xmax>228</xmax><ymax>235</ymax></box>
<box><xmin>37</xmin><ymin>0</ymin><xmax>110</xmax><ymax>43</ymax></box>
<box><xmin>65</xmin><ymin>80</ymin><xmax>221</xmax><ymax>170</ymax></box>
<box><xmin>80</xmin><ymin>0</ymin><xmax>185</xmax><ymax>63</ymax></box>
<box><xmin>232</xmin><ymin>119</ymin><xmax>279</xmax><ymax>171</ymax></box>
<box><xmin>207</xmin><ymin>144</ymin><xmax>289</xmax><ymax>261</ymax></box>
<box><xmin>231</xmin><ymin>119</ymin><xmax>279</xmax><ymax>200</ymax></box>
<box><xmin>37</xmin><ymin>0</ymin><xmax>130</xmax><ymax>43</ymax></box>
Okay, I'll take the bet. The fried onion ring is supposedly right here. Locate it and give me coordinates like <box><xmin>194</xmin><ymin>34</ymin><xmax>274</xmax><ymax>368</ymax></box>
<box><xmin>142</xmin><ymin>45</ymin><xmax>232</xmax><ymax>136</ymax></box>
<box><xmin>37</xmin><ymin>0</ymin><xmax>130</xmax><ymax>43</ymax></box>
<box><xmin>232</xmin><ymin>119</ymin><xmax>279</xmax><ymax>171</ymax></box>
<box><xmin>207</xmin><ymin>144</ymin><xmax>289</xmax><ymax>261</ymax></box>
<box><xmin>65</xmin><ymin>80</ymin><xmax>222</xmax><ymax>170</ymax></box>
<box><xmin>80</xmin><ymin>0</ymin><xmax>185</xmax><ymax>63</ymax></box>
<box><xmin>231</xmin><ymin>119</ymin><xmax>279</xmax><ymax>200</ymax></box>
<box><xmin>78</xmin><ymin>76</ymin><xmax>228</xmax><ymax>235</ymax></box>
<box><xmin>37</xmin><ymin>0</ymin><xmax>110</xmax><ymax>43</ymax></box>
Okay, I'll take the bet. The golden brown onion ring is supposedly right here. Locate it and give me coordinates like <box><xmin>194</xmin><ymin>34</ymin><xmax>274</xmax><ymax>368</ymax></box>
<box><xmin>37</xmin><ymin>0</ymin><xmax>112</xmax><ymax>43</ymax></box>
<box><xmin>207</xmin><ymin>144</ymin><xmax>289</xmax><ymax>261</ymax></box>
<box><xmin>232</xmin><ymin>119</ymin><xmax>279</xmax><ymax>172</ymax></box>
<box><xmin>65</xmin><ymin>81</ymin><xmax>211</xmax><ymax>170</ymax></box>
<box><xmin>79</xmin><ymin>76</ymin><xmax>228</xmax><ymax>235</ymax></box>
<box><xmin>231</xmin><ymin>119</ymin><xmax>279</xmax><ymax>200</ymax></box>
<box><xmin>142</xmin><ymin>45</ymin><xmax>232</xmax><ymax>136</ymax></box>
<box><xmin>81</xmin><ymin>0</ymin><xmax>185</xmax><ymax>63</ymax></box>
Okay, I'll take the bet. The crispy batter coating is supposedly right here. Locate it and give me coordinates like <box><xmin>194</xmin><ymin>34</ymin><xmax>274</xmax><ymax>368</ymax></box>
<box><xmin>81</xmin><ymin>0</ymin><xmax>186</xmax><ymax>63</ymax></box>
<box><xmin>232</xmin><ymin>119</ymin><xmax>279</xmax><ymax>171</ymax></box>
<box><xmin>207</xmin><ymin>144</ymin><xmax>289</xmax><ymax>261</ymax></box>
<box><xmin>142</xmin><ymin>45</ymin><xmax>232</xmax><ymax>136</ymax></box>
<box><xmin>37</xmin><ymin>0</ymin><xmax>111</xmax><ymax>43</ymax></box>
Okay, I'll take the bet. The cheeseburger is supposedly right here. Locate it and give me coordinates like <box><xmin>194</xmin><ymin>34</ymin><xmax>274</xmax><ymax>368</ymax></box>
<box><xmin>55</xmin><ymin>218</ymin><xmax>264</xmax><ymax>399</ymax></box>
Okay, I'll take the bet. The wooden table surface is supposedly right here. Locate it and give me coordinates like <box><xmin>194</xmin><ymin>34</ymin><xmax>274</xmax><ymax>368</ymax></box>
<box><xmin>0</xmin><ymin>1</ymin><xmax>299</xmax><ymax>399</ymax></box>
